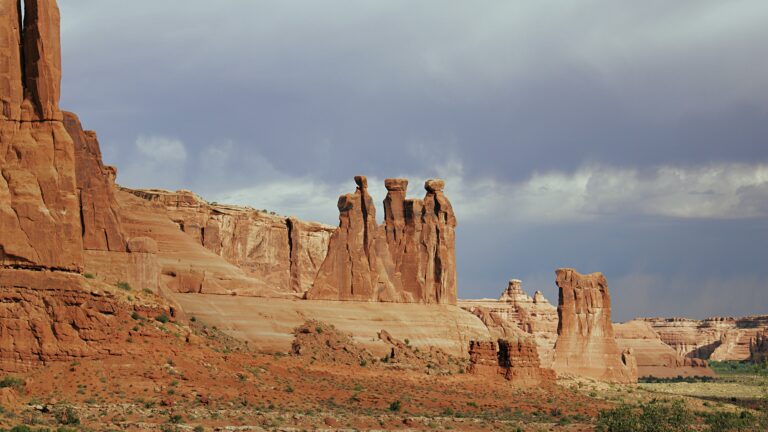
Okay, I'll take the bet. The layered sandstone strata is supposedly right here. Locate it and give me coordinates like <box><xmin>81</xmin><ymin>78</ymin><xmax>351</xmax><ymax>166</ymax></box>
<box><xmin>615</xmin><ymin>320</ymin><xmax>713</xmax><ymax>378</ymax></box>
<box><xmin>551</xmin><ymin>269</ymin><xmax>636</xmax><ymax>383</ymax></box>
<box><xmin>125</xmin><ymin>188</ymin><xmax>334</xmax><ymax>296</ymax></box>
<box><xmin>459</xmin><ymin>279</ymin><xmax>558</xmax><ymax>366</ymax></box>
<box><xmin>468</xmin><ymin>337</ymin><xmax>555</xmax><ymax>386</ymax></box>
<box><xmin>643</xmin><ymin>315</ymin><xmax>768</xmax><ymax>361</ymax></box>
<box><xmin>306</xmin><ymin>176</ymin><xmax>458</xmax><ymax>304</ymax></box>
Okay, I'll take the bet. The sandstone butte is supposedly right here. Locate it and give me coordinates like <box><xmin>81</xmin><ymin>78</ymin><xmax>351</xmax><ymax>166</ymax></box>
<box><xmin>550</xmin><ymin>269</ymin><xmax>637</xmax><ymax>383</ymax></box>
<box><xmin>0</xmin><ymin>0</ymin><xmax>762</xmax><ymax>386</ymax></box>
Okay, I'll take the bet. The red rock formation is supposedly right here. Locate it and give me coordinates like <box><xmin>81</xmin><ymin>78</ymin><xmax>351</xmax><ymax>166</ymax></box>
<box><xmin>125</xmin><ymin>188</ymin><xmax>334</xmax><ymax>297</ymax></box>
<box><xmin>615</xmin><ymin>320</ymin><xmax>714</xmax><ymax>378</ymax></box>
<box><xmin>0</xmin><ymin>269</ymin><xmax>131</xmax><ymax>372</ymax></box>
<box><xmin>551</xmin><ymin>269</ymin><xmax>636</xmax><ymax>383</ymax></box>
<box><xmin>308</xmin><ymin>176</ymin><xmax>402</xmax><ymax>302</ymax></box>
<box><xmin>468</xmin><ymin>338</ymin><xmax>555</xmax><ymax>386</ymax></box>
<box><xmin>383</xmin><ymin>178</ymin><xmax>408</xmax><ymax>271</ymax></box>
<box><xmin>644</xmin><ymin>315</ymin><xmax>768</xmax><ymax>361</ymax></box>
<box><xmin>1</xmin><ymin>0</ymin><xmax>82</xmax><ymax>271</ymax></box>
<box><xmin>66</xmin><ymin>111</ymin><xmax>126</xmax><ymax>252</ymax></box>
<box><xmin>307</xmin><ymin>177</ymin><xmax>458</xmax><ymax>304</ymax></box>
<box><xmin>468</xmin><ymin>340</ymin><xmax>499</xmax><ymax>377</ymax></box>
<box><xmin>459</xmin><ymin>279</ymin><xmax>558</xmax><ymax>367</ymax></box>
<box><xmin>22</xmin><ymin>0</ymin><xmax>62</xmax><ymax>121</ymax></box>
<box><xmin>498</xmin><ymin>337</ymin><xmax>557</xmax><ymax>385</ymax></box>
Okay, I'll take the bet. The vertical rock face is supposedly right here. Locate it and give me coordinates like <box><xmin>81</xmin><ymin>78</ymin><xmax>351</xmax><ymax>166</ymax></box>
<box><xmin>419</xmin><ymin>179</ymin><xmax>457</xmax><ymax>304</ymax></box>
<box><xmin>0</xmin><ymin>0</ymin><xmax>82</xmax><ymax>271</ymax></box>
<box><xmin>0</xmin><ymin>0</ymin><xmax>23</xmax><ymax>120</ymax></box>
<box><xmin>308</xmin><ymin>176</ymin><xmax>402</xmax><ymax>302</ymax></box>
<box><xmin>65</xmin><ymin>111</ymin><xmax>126</xmax><ymax>252</ymax></box>
<box><xmin>22</xmin><ymin>0</ymin><xmax>62</xmax><ymax>121</ymax></box>
<box><xmin>551</xmin><ymin>268</ymin><xmax>636</xmax><ymax>383</ymax></box>
<box><xmin>468</xmin><ymin>338</ymin><xmax>555</xmax><ymax>386</ymax></box>
<box><xmin>306</xmin><ymin>177</ymin><xmax>458</xmax><ymax>304</ymax></box>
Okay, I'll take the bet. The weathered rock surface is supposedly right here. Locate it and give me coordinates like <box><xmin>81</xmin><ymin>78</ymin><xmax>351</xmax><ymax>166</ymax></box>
<box><xmin>468</xmin><ymin>337</ymin><xmax>555</xmax><ymax>386</ymax></box>
<box><xmin>307</xmin><ymin>177</ymin><xmax>458</xmax><ymax>304</ymax></box>
<box><xmin>0</xmin><ymin>269</ymin><xmax>128</xmax><ymax>372</ymax></box>
<box><xmin>643</xmin><ymin>315</ymin><xmax>768</xmax><ymax>361</ymax></box>
<box><xmin>459</xmin><ymin>279</ymin><xmax>558</xmax><ymax>367</ymax></box>
<box><xmin>1</xmin><ymin>0</ymin><xmax>81</xmax><ymax>271</ymax></box>
<box><xmin>307</xmin><ymin>176</ymin><xmax>403</xmax><ymax>302</ymax></box>
<box><xmin>66</xmin><ymin>111</ymin><xmax>126</xmax><ymax>252</ymax></box>
<box><xmin>125</xmin><ymin>188</ymin><xmax>334</xmax><ymax>296</ymax></box>
<box><xmin>615</xmin><ymin>320</ymin><xmax>714</xmax><ymax>378</ymax></box>
<box><xmin>551</xmin><ymin>269</ymin><xmax>636</xmax><ymax>383</ymax></box>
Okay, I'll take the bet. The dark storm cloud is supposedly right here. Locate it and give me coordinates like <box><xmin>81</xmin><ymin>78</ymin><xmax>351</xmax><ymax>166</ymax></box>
<box><xmin>58</xmin><ymin>1</ymin><xmax>768</xmax><ymax>320</ymax></box>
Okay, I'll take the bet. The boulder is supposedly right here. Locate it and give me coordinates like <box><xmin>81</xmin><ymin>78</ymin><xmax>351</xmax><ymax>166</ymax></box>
<box><xmin>551</xmin><ymin>269</ymin><xmax>636</xmax><ymax>383</ymax></box>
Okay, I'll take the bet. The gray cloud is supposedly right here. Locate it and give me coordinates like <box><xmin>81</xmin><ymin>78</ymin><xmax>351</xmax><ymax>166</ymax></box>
<box><xmin>57</xmin><ymin>1</ymin><xmax>768</xmax><ymax>320</ymax></box>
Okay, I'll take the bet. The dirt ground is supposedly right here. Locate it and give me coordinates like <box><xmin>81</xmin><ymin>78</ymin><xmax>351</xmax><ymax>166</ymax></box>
<box><xmin>0</xmin><ymin>314</ymin><xmax>765</xmax><ymax>431</ymax></box>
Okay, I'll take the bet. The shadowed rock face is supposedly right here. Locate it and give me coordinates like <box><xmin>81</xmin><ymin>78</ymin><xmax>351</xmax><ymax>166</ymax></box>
<box><xmin>306</xmin><ymin>177</ymin><xmax>458</xmax><ymax>304</ymax></box>
<box><xmin>551</xmin><ymin>268</ymin><xmax>637</xmax><ymax>383</ymax></box>
<box><xmin>468</xmin><ymin>337</ymin><xmax>556</xmax><ymax>387</ymax></box>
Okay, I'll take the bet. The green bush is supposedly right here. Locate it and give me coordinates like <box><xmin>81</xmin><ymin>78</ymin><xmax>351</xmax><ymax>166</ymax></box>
<box><xmin>389</xmin><ymin>400</ymin><xmax>402</xmax><ymax>412</ymax></box>
<box><xmin>703</xmin><ymin>410</ymin><xmax>766</xmax><ymax>432</ymax></box>
<box><xmin>0</xmin><ymin>376</ymin><xmax>24</xmax><ymax>389</ymax></box>
<box><xmin>155</xmin><ymin>313</ymin><xmax>170</xmax><ymax>324</ymax></box>
<box><xmin>597</xmin><ymin>400</ymin><xmax>694</xmax><ymax>432</ymax></box>
<box><xmin>116</xmin><ymin>281</ymin><xmax>131</xmax><ymax>291</ymax></box>
<box><xmin>83</xmin><ymin>273</ymin><xmax>95</xmax><ymax>279</ymax></box>
<box><xmin>55</xmin><ymin>406</ymin><xmax>80</xmax><ymax>426</ymax></box>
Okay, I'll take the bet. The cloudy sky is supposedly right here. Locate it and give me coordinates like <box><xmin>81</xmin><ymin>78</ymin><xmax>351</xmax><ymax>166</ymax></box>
<box><xmin>59</xmin><ymin>1</ymin><xmax>768</xmax><ymax>321</ymax></box>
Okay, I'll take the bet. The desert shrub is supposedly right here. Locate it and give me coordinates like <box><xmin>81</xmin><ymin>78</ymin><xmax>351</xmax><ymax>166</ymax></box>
<box><xmin>709</xmin><ymin>360</ymin><xmax>768</xmax><ymax>376</ymax></box>
<box><xmin>597</xmin><ymin>399</ymin><xmax>694</xmax><ymax>432</ymax></box>
<box><xmin>193</xmin><ymin>427</ymin><xmax>204</xmax><ymax>432</ymax></box>
<box><xmin>155</xmin><ymin>313</ymin><xmax>170</xmax><ymax>324</ymax></box>
<box><xmin>389</xmin><ymin>400</ymin><xmax>402</xmax><ymax>412</ymax></box>
<box><xmin>639</xmin><ymin>375</ymin><xmax>716</xmax><ymax>384</ymax></box>
<box><xmin>116</xmin><ymin>281</ymin><xmax>131</xmax><ymax>291</ymax></box>
<box><xmin>703</xmin><ymin>410</ymin><xmax>766</xmax><ymax>431</ymax></box>
<box><xmin>83</xmin><ymin>273</ymin><xmax>95</xmax><ymax>279</ymax></box>
<box><xmin>0</xmin><ymin>376</ymin><xmax>24</xmax><ymax>389</ymax></box>
<box><xmin>55</xmin><ymin>406</ymin><xmax>80</xmax><ymax>425</ymax></box>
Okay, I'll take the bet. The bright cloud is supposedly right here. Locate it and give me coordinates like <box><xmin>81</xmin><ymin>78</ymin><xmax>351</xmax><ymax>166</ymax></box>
<box><xmin>136</xmin><ymin>135</ymin><xmax>187</xmax><ymax>162</ymax></box>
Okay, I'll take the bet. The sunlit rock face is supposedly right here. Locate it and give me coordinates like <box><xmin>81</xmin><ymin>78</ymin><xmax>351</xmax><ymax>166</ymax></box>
<box><xmin>551</xmin><ymin>269</ymin><xmax>637</xmax><ymax>383</ymax></box>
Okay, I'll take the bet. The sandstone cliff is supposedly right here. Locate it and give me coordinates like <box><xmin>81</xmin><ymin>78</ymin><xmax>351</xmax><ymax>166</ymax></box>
<box><xmin>306</xmin><ymin>176</ymin><xmax>458</xmax><ymax>304</ymax></box>
<box><xmin>643</xmin><ymin>315</ymin><xmax>768</xmax><ymax>361</ymax></box>
<box><xmin>123</xmin><ymin>188</ymin><xmax>334</xmax><ymax>296</ymax></box>
<box><xmin>615</xmin><ymin>320</ymin><xmax>713</xmax><ymax>378</ymax></box>
<box><xmin>551</xmin><ymin>269</ymin><xmax>636</xmax><ymax>383</ymax></box>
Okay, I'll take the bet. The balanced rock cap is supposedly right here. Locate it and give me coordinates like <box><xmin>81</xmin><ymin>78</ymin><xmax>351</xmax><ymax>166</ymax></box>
<box><xmin>384</xmin><ymin>178</ymin><xmax>408</xmax><ymax>191</ymax></box>
<box><xmin>425</xmin><ymin>179</ymin><xmax>445</xmax><ymax>192</ymax></box>
<box><xmin>354</xmin><ymin>175</ymin><xmax>368</xmax><ymax>189</ymax></box>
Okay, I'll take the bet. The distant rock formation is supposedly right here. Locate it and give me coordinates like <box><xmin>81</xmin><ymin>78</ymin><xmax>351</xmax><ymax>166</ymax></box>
<box><xmin>643</xmin><ymin>315</ymin><xmax>768</xmax><ymax>361</ymax></box>
<box><xmin>551</xmin><ymin>269</ymin><xmax>637</xmax><ymax>383</ymax></box>
<box><xmin>468</xmin><ymin>337</ymin><xmax>555</xmax><ymax>386</ymax></box>
<box><xmin>615</xmin><ymin>320</ymin><xmax>713</xmax><ymax>378</ymax></box>
<box><xmin>750</xmin><ymin>330</ymin><xmax>768</xmax><ymax>364</ymax></box>
<box><xmin>306</xmin><ymin>176</ymin><xmax>458</xmax><ymax>304</ymax></box>
<box><xmin>459</xmin><ymin>279</ymin><xmax>558</xmax><ymax>367</ymax></box>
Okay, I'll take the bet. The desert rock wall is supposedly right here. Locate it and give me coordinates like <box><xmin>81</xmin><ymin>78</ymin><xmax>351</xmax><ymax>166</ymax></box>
<box><xmin>643</xmin><ymin>315</ymin><xmax>768</xmax><ymax>361</ymax></box>
<box><xmin>123</xmin><ymin>188</ymin><xmax>334</xmax><ymax>297</ymax></box>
